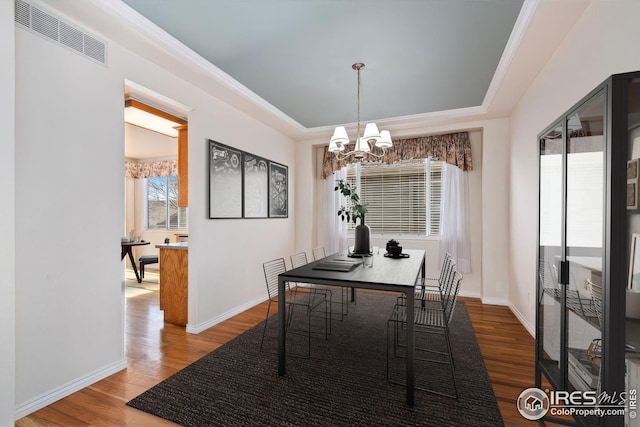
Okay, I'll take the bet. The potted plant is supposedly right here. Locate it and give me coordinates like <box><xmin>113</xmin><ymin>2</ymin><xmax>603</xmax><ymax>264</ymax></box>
<box><xmin>335</xmin><ymin>179</ymin><xmax>370</xmax><ymax>255</ymax></box>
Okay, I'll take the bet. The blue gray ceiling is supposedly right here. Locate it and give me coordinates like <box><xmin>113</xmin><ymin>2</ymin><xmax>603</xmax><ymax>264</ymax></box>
<box><xmin>120</xmin><ymin>0</ymin><xmax>524</xmax><ymax>129</ymax></box>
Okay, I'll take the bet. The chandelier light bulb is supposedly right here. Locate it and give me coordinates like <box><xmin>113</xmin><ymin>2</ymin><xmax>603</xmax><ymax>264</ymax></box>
<box><xmin>362</xmin><ymin>123</ymin><xmax>380</xmax><ymax>143</ymax></box>
<box><xmin>376</xmin><ymin>130</ymin><xmax>393</xmax><ymax>149</ymax></box>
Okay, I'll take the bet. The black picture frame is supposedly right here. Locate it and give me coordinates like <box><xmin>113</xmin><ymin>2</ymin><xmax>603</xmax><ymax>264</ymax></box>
<box><xmin>208</xmin><ymin>140</ymin><xmax>243</xmax><ymax>219</ymax></box>
<box><xmin>243</xmin><ymin>152</ymin><xmax>269</xmax><ymax>218</ymax></box>
<box><xmin>269</xmin><ymin>161</ymin><xmax>288</xmax><ymax>218</ymax></box>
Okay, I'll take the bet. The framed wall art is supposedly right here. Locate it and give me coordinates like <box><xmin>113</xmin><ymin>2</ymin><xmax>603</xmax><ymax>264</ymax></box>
<box><xmin>209</xmin><ymin>140</ymin><xmax>243</xmax><ymax>218</ymax></box>
<box><xmin>243</xmin><ymin>153</ymin><xmax>269</xmax><ymax>218</ymax></box>
<box><xmin>269</xmin><ymin>161</ymin><xmax>288</xmax><ymax>218</ymax></box>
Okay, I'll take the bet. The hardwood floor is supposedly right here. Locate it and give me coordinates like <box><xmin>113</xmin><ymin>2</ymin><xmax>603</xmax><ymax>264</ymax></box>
<box><xmin>462</xmin><ymin>298</ymin><xmax>540</xmax><ymax>426</ymax></box>
<box><xmin>16</xmin><ymin>290</ymin><xmax>541</xmax><ymax>426</ymax></box>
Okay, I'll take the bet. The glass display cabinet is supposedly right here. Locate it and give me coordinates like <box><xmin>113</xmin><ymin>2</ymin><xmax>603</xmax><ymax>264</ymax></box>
<box><xmin>536</xmin><ymin>72</ymin><xmax>640</xmax><ymax>426</ymax></box>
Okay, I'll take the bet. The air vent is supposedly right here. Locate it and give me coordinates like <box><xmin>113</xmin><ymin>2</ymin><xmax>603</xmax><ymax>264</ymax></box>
<box><xmin>15</xmin><ymin>0</ymin><xmax>107</xmax><ymax>66</ymax></box>
<box><xmin>32</xmin><ymin>5</ymin><xmax>58</xmax><ymax>41</ymax></box>
<box><xmin>15</xmin><ymin>0</ymin><xmax>30</xmax><ymax>27</ymax></box>
<box><xmin>83</xmin><ymin>33</ymin><xmax>106</xmax><ymax>64</ymax></box>
<box><xmin>60</xmin><ymin>22</ymin><xmax>83</xmax><ymax>54</ymax></box>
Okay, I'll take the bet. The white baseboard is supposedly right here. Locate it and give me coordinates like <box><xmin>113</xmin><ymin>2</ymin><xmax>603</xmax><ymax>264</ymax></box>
<box><xmin>459</xmin><ymin>289</ymin><xmax>480</xmax><ymax>299</ymax></box>
<box><xmin>481</xmin><ymin>297</ymin><xmax>509</xmax><ymax>306</ymax></box>
<box><xmin>14</xmin><ymin>358</ymin><xmax>127</xmax><ymax>420</ymax></box>
<box><xmin>458</xmin><ymin>290</ymin><xmax>508</xmax><ymax>306</ymax></box>
<box><xmin>186</xmin><ymin>294</ymin><xmax>268</xmax><ymax>334</ymax></box>
<box><xmin>508</xmin><ymin>302</ymin><xmax>535</xmax><ymax>338</ymax></box>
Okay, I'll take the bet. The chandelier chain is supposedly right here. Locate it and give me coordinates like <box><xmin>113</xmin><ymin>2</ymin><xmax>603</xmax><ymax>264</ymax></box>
<box><xmin>357</xmin><ymin>65</ymin><xmax>361</xmax><ymax>141</ymax></box>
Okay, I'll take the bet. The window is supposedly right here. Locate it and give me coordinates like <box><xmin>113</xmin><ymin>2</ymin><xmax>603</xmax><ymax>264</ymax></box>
<box><xmin>345</xmin><ymin>159</ymin><xmax>443</xmax><ymax>236</ymax></box>
<box><xmin>146</xmin><ymin>176</ymin><xmax>188</xmax><ymax>230</ymax></box>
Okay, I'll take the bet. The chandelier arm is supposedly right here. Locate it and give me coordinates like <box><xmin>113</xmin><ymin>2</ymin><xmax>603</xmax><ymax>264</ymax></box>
<box><xmin>334</xmin><ymin>149</ymin><xmax>386</xmax><ymax>161</ymax></box>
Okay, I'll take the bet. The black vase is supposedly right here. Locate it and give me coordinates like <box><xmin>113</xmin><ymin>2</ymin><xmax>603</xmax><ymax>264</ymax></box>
<box><xmin>353</xmin><ymin>223</ymin><xmax>371</xmax><ymax>255</ymax></box>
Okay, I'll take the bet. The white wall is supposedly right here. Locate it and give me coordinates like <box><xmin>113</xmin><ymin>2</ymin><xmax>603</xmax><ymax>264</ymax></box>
<box><xmin>15</xmin><ymin>26</ymin><xmax>127</xmax><ymax>415</ymax></box>
<box><xmin>186</xmin><ymin>103</ymin><xmax>295</xmax><ymax>333</ymax></box>
<box><xmin>0</xmin><ymin>1</ymin><xmax>16</xmax><ymax>426</ymax></box>
<box><xmin>297</xmin><ymin>120</ymin><xmax>510</xmax><ymax>304</ymax></box>
<box><xmin>14</xmin><ymin>5</ymin><xmax>295</xmax><ymax>417</ymax></box>
<box><xmin>481</xmin><ymin>119</ymin><xmax>510</xmax><ymax>305</ymax></box>
<box><xmin>509</xmin><ymin>0</ymin><xmax>640</xmax><ymax>335</ymax></box>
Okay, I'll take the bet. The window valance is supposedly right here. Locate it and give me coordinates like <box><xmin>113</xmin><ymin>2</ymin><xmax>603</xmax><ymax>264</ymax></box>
<box><xmin>125</xmin><ymin>160</ymin><xmax>178</xmax><ymax>179</ymax></box>
<box><xmin>321</xmin><ymin>131</ymin><xmax>473</xmax><ymax>179</ymax></box>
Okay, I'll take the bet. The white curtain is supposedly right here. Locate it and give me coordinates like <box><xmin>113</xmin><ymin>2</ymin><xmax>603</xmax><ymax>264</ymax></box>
<box><xmin>439</xmin><ymin>163</ymin><xmax>471</xmax><ymax>272</ymax></box>
<box><xmin>320</xmin><ymin>167</ymin><xmax>348</xmax><ymax>254</ymax></box>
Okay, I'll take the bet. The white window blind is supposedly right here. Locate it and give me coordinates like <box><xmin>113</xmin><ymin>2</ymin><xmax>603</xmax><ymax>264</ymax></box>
<box><xmin>345</xmin><ymin>160</ymin><xmax>442</xmax><ymax>236</ymax></box>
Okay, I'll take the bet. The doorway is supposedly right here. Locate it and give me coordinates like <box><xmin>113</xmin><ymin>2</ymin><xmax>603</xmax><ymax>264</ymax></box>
<box><xmin>122</xmin><ymin>82</ymin><xmax>189</xmax><ymax>335</ymax></box>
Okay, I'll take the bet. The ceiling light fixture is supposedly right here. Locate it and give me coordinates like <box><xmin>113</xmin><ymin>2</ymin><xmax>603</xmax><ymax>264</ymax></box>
<box><xmin>124</xmin><ymin>99</ymin><xmax>187</xmax><ymax>138</ymax></box>
<box><xmin>328</xmin><ymin>63</ymin><xmax>392</xmax><ymax>159</ymax></box>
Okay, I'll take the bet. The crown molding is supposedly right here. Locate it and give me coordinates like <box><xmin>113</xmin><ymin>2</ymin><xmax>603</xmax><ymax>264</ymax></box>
<box><xmin>299</xmin><ymin>105</ymin><xmax>488</xmax><ymax>141</ymax></box>
<box><xmin>482</xmin><ymin>0</ymin><xmax>540</xmax><ymax>109</ymax></box>
<box><xmin>91</xmin><ymin>0</ymin><xmax>306</xmax><ymax>134</ymax></box>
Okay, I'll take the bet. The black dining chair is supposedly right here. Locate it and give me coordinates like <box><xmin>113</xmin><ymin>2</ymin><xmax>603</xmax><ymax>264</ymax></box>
<box><xmin>260</xmin><ymin>258</ymin><xmax>329</xmax><ymax>358</ymax></box>
<box><xmin>312</xmin><ymin>246</ymin><xmax>326</xmax><ymax>260</ymax></box>
<box><xmin>313</xmin><ymin>246</ymin><xmax>350</xmax><ymax>317</ymax></box>
<box><xmin>397</xmin><ymin>253</ymin><xmax>454</xmax><ymax>307</ymax></box>
<box><xmin>386</xmin><ymin>270</ymin><xmax>463</xmax><ymax>399</ymax></box>
<box><xmin>291</xmin><ymin>251</ymin><xmax>342</xmax><ymax>325</ymax></box>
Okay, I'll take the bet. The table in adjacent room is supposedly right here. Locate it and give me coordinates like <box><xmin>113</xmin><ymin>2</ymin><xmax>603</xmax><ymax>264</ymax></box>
<box><xmin>121</xmin><ymin>240</ymin><xmax>150</xmax><ymax>283</ymax></box>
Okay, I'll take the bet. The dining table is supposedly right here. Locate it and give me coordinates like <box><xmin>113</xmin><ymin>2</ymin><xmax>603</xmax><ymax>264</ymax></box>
<box><xmin>121</xmin><ymin>240</ymin><xmax>150</xmax><ymax>283</ymax></box>
<box><xmin>277</xmin><ymin>248</ymin><xmax>426</xmax><ymax>406</ymax></box>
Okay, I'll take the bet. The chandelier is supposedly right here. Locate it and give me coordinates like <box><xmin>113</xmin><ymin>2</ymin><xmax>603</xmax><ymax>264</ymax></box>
<box><xmin>328</xmin><ymin>63</ymin><xmax>392</xmax><ymax>159</ymax></box>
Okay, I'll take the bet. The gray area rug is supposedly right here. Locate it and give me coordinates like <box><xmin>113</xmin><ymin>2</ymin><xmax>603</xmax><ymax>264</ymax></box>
<box><xmin>127</xmin><ymin>291</ymin><xmax>504</xmax><ymax>426</ymax></box>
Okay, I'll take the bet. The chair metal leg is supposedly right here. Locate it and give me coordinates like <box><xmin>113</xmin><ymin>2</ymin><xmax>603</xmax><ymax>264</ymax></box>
<box><xmin>260</xmin><ymin>300</ymin><xmax>272</xmax><ymax>352</ymax></box>
<box><xmin>323</xmin><ymin>290</ymin><xmax>332</xmax><ymax>335</ymax></box>
<box><xmin>307</xmin><ymin>305</ymin><xmax>311</xmax><ymax>358</ymax></box>
<box><xmin>277</xmin><ymin>294</ymin><xmax>330</xmax><ymax>359</ymax></box>
<box><xmin>327</xmin><ymin>286</ymin><xmax>349</xmax><ymax>321</ymax></box>
<box><xmin>334</xmin><ymin>287</ymin><xmax>349</xmax><ymax>318</ymax></box>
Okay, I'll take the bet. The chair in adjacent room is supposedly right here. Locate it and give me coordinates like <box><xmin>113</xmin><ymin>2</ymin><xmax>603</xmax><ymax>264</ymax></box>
<box><xmin>138</xmin><ymin>254</ymin><xmax>158</xmax><ymax>283</ymax></box>
<box><xmin>260</xmin><ymin>258</ymin><xmax>329</xmax><ymax>358</ymax></box>
<box><xmin>386</xmin><ymin>270</ymin><xmax>463</xmax><ymax>399</ymax></box>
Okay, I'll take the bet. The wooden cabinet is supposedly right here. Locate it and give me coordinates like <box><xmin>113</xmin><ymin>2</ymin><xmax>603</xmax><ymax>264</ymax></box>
<box><xmin>177</xmin><ymin>124</ymin><xmax>188</xmax><ymax>207</ymax></box>
<box><xmin>158</xmin><ymin>245</ymin><xmax>188</xmax><ymax>326</ymax></box>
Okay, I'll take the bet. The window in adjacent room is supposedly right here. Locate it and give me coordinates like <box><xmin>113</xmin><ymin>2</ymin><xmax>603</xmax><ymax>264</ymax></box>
<box><xmin>345</xmin><ymin>159</ymin><xmax>443</xmax><ymax>236</ymax></box>
<box><xmin>146</xmin><ymin>176</ymin><xmax>188</xmax><ymax>230</ymax></box>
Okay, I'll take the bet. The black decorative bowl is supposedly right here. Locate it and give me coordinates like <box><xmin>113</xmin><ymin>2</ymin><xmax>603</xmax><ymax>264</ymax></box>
<box><xmin>388</xmin><ymin>245</ymin><xmax>403</xmax><ymax>257</ymax></box>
